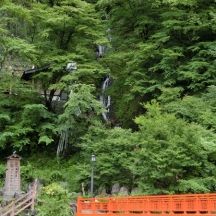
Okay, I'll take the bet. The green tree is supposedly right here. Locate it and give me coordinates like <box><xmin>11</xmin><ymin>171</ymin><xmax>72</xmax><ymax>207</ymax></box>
<box><xmin>132</xmin><ymin>102</ymin><xmax>216</xmax><ymax>194</ymax></box>
<box><xmin>37</xmin><ymin>183</ymin><xmax>71</xmax><ymax>216</ymax></box>
<box><xmin>98</xmin><ymin>0</ymin><xmax>216</xmax><ymax>127</ymax></box>
<box><xmin>57</xmin><ymin>84</ymin><xmax>103</xmax><ymax>156</ymax></box>
<box><xmin>0</xmin><ymin>0</ymin><xmax>107</xmax><ymax>153</ymax></box>
<box><xmin>79</xmin><ymin>102</ymin><xmax>216</xmax><ymax>194</ymax></box>
<box><xmin>81</xmin><ymin>124</ymin><xmax>136</xmax><ymax>190</ymax></box>
<box><xmin>0</xmin><ymin>76</ymin><xmax>56</xmax><ymax>151</ymax></box>
<box><xmin>160</xmin><ymin>86</ymin><xmax>216</xmax><ymax>131</ymax></box>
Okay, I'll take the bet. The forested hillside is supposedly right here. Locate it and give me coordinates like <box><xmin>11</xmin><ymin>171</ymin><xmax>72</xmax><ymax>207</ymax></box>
<box><xmin>0</xmin><ymin>0</ymin><xmax>216</xmax><ymax>214</ymax></box>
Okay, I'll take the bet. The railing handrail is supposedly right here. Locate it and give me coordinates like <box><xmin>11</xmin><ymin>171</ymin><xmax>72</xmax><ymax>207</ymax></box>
<box><xmin>77</xmin><ymin>193</ymin><xmax>216</xmax><ymax>216</ymax></box>
<box><xmin>0</xmin><ymin>187</ymin><xmax>34</xmax><ymax>213</ymax></box>
<box><xmin>0</xmin><ymin>180</ymin><xmax>38</xmax><ymax>216</ymax></box>
<box><xmin>15</xmin><ymin>199</ymin><xmax>34</xmax><ymax>215</ymax></box>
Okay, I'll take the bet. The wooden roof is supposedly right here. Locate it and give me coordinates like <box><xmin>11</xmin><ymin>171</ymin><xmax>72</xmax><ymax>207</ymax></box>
<box><xmin>7</xmin><ymin>153</ymin><xmax>21</xmax><ymax>160</ymax></box>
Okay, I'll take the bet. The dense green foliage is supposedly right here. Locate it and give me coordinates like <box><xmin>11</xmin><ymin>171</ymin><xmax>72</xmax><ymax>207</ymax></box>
<box><xmin>0</xmin><ymin>0</ymin><xmax>106</xmax><ymax>152</ymax></box>
<box><xmin>81</xmin><ymin>103</ymin><xmax>216</xmax><ymax>194</ymax></box>
<box><xmin>0</xmin><ymin>0</ymin><xmax>216</xmax><ymax>215</ymax></box>
<box><xmin>37</xmin><ymin>183</ymin><xmax>71</xmax><ymax>216</ymax></box>
<box><xmin>99</xmin><ymin>0</ymin><xmax>216</xmax><ymax>126</ymax></box>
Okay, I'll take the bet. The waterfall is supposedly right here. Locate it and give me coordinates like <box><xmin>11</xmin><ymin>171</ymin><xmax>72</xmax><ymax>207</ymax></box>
<box><xmin>57</xmin><ymin>61</ymin><xmax>77</xmax><ymax>157</ymax></box>
<box><xmin>107</xmin><ymin>28</ymin><xmax>112</xmax><ymax>42</ymax></box>
<box><xmin>100</xmin><ymin>76</ymin><xmax>111</xmax><ymax>122</ymax></box>
<box><xmin>96</xmin><ymin>44</ymin><xmax>112</xmax><ymax>122</ymax></box>
<box><xmin>66</xmin><ymin>61</ymin><xmax>77</xmax><ymax>71</ymax></box>
<box><xmin>97</xmin><ymin>45</ymin><xmax>106</xmax><ymax>58</ymax></box>
<box><xmin>57</xmin><ymin>129</ymin><xmax>69</xmax><ymax>157</ymax></box>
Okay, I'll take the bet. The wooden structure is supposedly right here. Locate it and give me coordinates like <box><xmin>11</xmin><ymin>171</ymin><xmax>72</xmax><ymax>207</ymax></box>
<box><xmin>21</xmin><ymin>65</ymin><xmax>50</xmax><ymax>80</ymax></box>
<box><xmin>0</xmin><ymin>180</ymin><xmax>37</xmax><ymax>216</ymax></box>
<box><xmin>3</xmin><ymin>153</ymin><xmax>21</xmax><ymax>200</ymax></box>
<box><xmin>77</xmin><ymin>194</ymin><xmax>216</xmax><ymax>216</ymax></box>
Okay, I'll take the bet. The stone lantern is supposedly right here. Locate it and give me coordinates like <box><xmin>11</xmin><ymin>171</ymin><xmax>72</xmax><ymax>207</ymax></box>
<box><xmin>3</xmin><ymin>153</ymin><xmax>21</xmax><ymax>200</ymax></box>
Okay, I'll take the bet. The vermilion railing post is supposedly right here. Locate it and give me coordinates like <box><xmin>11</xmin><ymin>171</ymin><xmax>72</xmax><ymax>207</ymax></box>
<box><xmin>91</xmin><ymin>197</ymin><xmax>95</xmax><ymax>216</ymax></box>
<box><xmin>110</xmin><ymin>197</ymin><xmax>113</xmax><ymax>216</ymax></box>
<box><xmin>146</xmin><ymin>197</ymin><xmax>150</xmax><ymax>216</ymax></box>
<box><xmin>170</xmin><ymin>195</ymin><xmax>173</xmax><ymax>216</ymax></box>
<box><xmin>77</xmin><ymin>197</ymin><xmax>80</xmax><ymax>216</ymax></box>
<box><xmin>209</xmin><ymin>194</ymin><xmax>211</xmax><ymax>213</ymax></box>
<box><xmin>126</xmin><ymin>197</ymin><xmax>129</xmax><ymax>215</ymax></box>
<box><xmin>107</xmin><ymin>197</ymin><xmax>111</xmax><ymax>216</ymax></box>
<box><xmin>195</xmin><ymin>195</ymin><xmax>198</xmax><ymax>214</ymax></box>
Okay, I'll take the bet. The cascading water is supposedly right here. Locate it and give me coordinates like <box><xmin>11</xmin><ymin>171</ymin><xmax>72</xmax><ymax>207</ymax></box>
<box><xmin>96</xmin><ymin>45</ymin><xmax>106</xmax><ymax>58</ymax></box>
<box><xmin>107</xmin><ymin>28</ymin><xmax>112</xmax><ymax>42</ymax></box>
<box><xmin>57</xmin><ymin>62</ymin><xmax>77</xmax><ymax>157</ymax></box>
<box><xmin>57</xmin><ymin>129</ymin><xmax>69</xmax><ymax>157</ymax></box>
<box><xmin>96</xmin><ymin>45</ymin><xmax>112</xmax><ymax>122</ymax></box>
<box><xmin>66</xmin><ymin>61</ymin><xmax>77</xmax><ymax>71</ymax></box>
<box><xmin>100</xmin><ymin>76</ymin><xmax>111</xmax><ymax>122</ymax></box>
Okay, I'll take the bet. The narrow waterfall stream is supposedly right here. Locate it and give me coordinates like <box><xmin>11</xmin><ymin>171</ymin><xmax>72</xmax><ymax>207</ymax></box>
<box><xmin>97</xmin><ymin>45</ymin><xmax>106</xmax><ymax>58</ymax></box>
<box><xmin>100</xmin><ymin>76</ymin><xmax>111</xmax><ymax>122</ymax></box>
<box><xmin>97</xmin><ymin>44</ymin><xmax>112</xmax><ymax>122</ymax></box>
<box><xmin>57</xmin><ymin>43</ymin><xmax>111</xmax><ymax>156</ymax></box>
<box><xmin>57</xmin><ymin>62</ymin><xmax>77</xmax><ymax>157</ymax></box>
<box><xmin>57</xmin><ymin>129</ymin><xmax>69</xmax><ymax>157</ymax></box>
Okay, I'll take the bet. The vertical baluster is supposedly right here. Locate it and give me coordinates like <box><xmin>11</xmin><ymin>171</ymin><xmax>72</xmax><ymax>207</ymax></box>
<box><xmin>11</xmin><ymin>201</ymin><xmax>15</xmax><ymax>216</ymax></box>
<box><xmin>31</xmin><ymin>180</ymin><xmax>37</xmax><ymax>212</ymax></box>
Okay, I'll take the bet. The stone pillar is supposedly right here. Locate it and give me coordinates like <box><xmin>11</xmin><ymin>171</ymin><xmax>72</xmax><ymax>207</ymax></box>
<box><xmin>3</xmin><ymin>153</ymin><xmax>21</xmax><ymax>200</ymax></box>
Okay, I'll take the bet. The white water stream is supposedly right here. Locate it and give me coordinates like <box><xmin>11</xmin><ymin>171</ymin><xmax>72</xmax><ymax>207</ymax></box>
<box><xmin>100</xmin><ymin>76</ymin><xmax>111</xmax><ymax>122</ymax></box>
<box><xmin>97</xmin><ymin>45</ymin><xmax>106</xmax><ymax>58</ymax></box>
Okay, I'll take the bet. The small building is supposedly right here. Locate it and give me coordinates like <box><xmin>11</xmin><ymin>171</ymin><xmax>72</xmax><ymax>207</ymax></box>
<box><xmin>21</xmin><ymin>64</ymin><xmax>50</xmax><ymax>81</ymax></box>
<box><xmin>21</xmin><ymin>62</ymin><xmax>76</xmax><ymax>103</ymax></box>
<box><xmin>3</xmin><ymin>153</ymin><xmax>22</xmax><ymax>200</ymax></box>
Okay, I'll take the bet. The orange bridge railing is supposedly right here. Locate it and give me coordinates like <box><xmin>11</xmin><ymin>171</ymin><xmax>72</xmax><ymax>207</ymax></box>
<box><xmin>77</xmin><ymin>193</ymin><xmax>216</xmax><ymax>216</ymax></box>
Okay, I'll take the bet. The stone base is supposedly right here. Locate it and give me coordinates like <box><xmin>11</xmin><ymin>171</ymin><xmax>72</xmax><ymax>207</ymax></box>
<box><xmin>0</xmin><ymin>188</ymin><xmax>3</xmax><ymax>196</ymax></box>
<box><xmin>3</xmin><ymin>191</ymin><xmax>22</xmax><ymax>201</ymax></box>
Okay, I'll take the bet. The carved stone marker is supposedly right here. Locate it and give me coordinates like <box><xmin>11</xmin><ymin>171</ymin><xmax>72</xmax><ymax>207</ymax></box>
<box><xmin>3</xmin><ymin>153</ymin><xmax>21</xmax><ymax>200</ymax></box>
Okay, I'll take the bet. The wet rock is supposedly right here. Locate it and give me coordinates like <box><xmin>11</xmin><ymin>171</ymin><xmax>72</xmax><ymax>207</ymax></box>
<box><xmin>0</xmin><ymin>188</ymin><xmax>3</xmax><ymax>196</ymax></box>
<box><xmin>119</xmin><ymin>186</ymin><xmax>128</xmax><ymax>196</ymax></box>
<box><xmin>98</xmin><ymin>186</ymin><xmax>107</xmax><ymax>196</ymax></box>
<box><xmin>111</xmin><ymin>183</ymin><xmax>120</xmax><ymax>195</ymax></box>
<box><xmin>131</xmin><ymin>187</ymin><xmax>142</xmax><ymax>195</ymax></box>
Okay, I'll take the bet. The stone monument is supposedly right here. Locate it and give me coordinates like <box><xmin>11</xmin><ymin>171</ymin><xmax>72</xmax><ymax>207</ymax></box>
<box><xmin>3</xmin><ymin>153</ymin><xmax>21</xmax><ymax>200</ymax></box>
